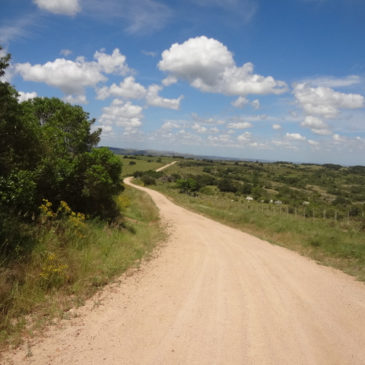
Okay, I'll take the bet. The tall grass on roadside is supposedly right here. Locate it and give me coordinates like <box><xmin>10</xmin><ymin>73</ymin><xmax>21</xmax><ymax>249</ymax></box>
<box><xmin>0</xmin><ymin>186</ymin><xmax>163</xmax><ymax>348</ymax></box>
<box><xmin>154</xmin><ymin>184</ymin><xmax>365</xmax><ymax>281</ymax></box>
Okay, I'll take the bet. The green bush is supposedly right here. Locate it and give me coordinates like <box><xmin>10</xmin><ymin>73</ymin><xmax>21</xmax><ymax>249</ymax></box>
<box><xmin>141</xmin><ymin>175</ymin><xmax>156</xmax><ymax>185</ymax></box>
<box><xmin>0</xmin><ymin>49</ymin><xmax>123</xmax><ymax>254</ymax></box>
<box><xmin>176</xmin><ymin>178</ymin><xmax>199</xmax><ymax>194</ymax></box>
<box><xmin>218</xmin><ymin>178</ymin><xmax>238</xmax><ymax>193</ymax></box>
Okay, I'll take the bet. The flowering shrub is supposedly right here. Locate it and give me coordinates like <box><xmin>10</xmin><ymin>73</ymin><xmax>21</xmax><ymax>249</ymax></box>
<box><xmin>39</xmin><ymin>252</ymin><xmax>68</xmax><ymax>288</ymax></box>
<box><xmin>38</xmin><ymin>199</ymin><xmax>88</xmax><ymax>287</ymax></box>
<box><xmin>39</xmin><ymin>199</ymin><xmax>56</xmax><ymax>223</ymax></box>
<box><xmin>116</xmin><ymin>194</ymin><xmax>130</xmax><ymax>210</ymax></box>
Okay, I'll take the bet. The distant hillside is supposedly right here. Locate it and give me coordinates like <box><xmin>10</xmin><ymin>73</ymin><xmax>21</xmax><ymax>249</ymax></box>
<box><xmin>102</xmin><ymin>146</ymin><xmax>272</xmax><ymax>163</ymax></box>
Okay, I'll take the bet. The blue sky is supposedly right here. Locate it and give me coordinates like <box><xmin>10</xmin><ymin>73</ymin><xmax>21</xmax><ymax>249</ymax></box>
<box><xmin>1</xmin><ymin>0</ymin><xmax>365</xmax><ymax>165</ymax></box>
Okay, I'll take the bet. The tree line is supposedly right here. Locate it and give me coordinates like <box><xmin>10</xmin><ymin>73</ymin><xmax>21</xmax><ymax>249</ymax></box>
<box><xmin>0</xmin><ymin>48</ymin><xmax>123</xmax><ymax>256</ymax></box>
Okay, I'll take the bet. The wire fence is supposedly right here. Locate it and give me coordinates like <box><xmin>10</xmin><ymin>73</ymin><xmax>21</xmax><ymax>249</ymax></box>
<box><xmin>241</xmin><ymin>200</ymin><xmax>365</xmax><ymax>227</ymax></box>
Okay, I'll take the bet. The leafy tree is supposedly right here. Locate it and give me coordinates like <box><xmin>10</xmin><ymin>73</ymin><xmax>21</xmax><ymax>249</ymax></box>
<box><xmin>0</xmin><ymin>48</ymin><xmax>123</xmax><ymax>253</ymax></box>
<box><xmin>23</xmin><ymin>97</ymin><xmax>101</xmax><ymax>156</ymax></box>
<box><xmin>74</xmin><ymin>148</ymin><xmax>123</xmax><ymax>218</ymax></box>
<box><xmin>141</xmin><ymin>175</ymin><xmax>156</xmax><ymax>185</ymax></box>
<box><xmin>194</xmin><ymin>174</ymin><xmax>216</xmax><ymax>187</ymax></box>
<box><xmin>176</xmin><ymin>178</ymin><xmax>199</xmax><ymax>194</ymax></box>
<box><xmin>218</xmin><ymin>178</ymin><xmax>238</xmax><ymax>193</ymax></box>
<box><xmin>240</xmin><ymin>182</ymin><xmax>252</xmax><ymax>194</ymax></box>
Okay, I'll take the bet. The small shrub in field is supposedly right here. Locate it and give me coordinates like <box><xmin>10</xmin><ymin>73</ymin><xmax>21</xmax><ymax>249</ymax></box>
<box><xmin>176</xmin><ymin>178</ymin><xmax>199</xmax><ymax>194</ymax></box>
<box><xmin>39</xmin><ymin>252</ymin><xmax>68</xmax><ymax>289</ymax></box>
<box><xmin>218</xmin><ymin>178</ymin><xmax>238</xmax><ymax>193</ymax></box>
<box><xmin>40</xmin><ymin>200</ymin><xmax>87</xmax><ymax>243</ymax></box>
<box><xmin>116</xmin><ymin>195</ymin><xmax>131</xmax><ymax>210</ymax></box>
<box><xmin>141</xmin><ymin>175</ymin><xmax>156</xmax><ymax>185</ymax></box>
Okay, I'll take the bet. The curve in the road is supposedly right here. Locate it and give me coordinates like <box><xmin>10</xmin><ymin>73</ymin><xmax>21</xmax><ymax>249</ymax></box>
<box><xmin>4</xmin><ymin>169</ymin><xmax>365</xmax><ymax>365</ymax></box>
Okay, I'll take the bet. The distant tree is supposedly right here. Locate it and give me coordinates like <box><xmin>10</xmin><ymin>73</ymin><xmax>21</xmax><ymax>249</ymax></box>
<box><xmin>323</xmin><ymin>163</ymin><xmax>342</xmax><ymax>170</ymax></box>
<box><xmin>141</xmin><ymin>175</ymin><xmax>156</xmax><ymax>186</ymax></box>
<box><xmin>332</xmin><ymin>196</ymin><xmax>350</xmax><ymax>206</ymax></box>
<box><xmin>240</xmin><ymin>183</ymin><xmax>252</xmax><ymax>194</ymax></box>
<box><xmin>176</xmin><ymin>178</ymin><xmax>199</xmax><ymax>194</ymax></box>
<box><xmin>194</xmin><ymin>174</ymin><xmax>216</xmax><ymax>187</ymax></box>
<box><xmin>218</xmin><ymin>178</ymin><xmax>237</xmax><ymax>193</ymax></box>
<box><xmin>348</xmin><ymin>166</ymin><xmax>365</xmax><ymax>175</ymax></box>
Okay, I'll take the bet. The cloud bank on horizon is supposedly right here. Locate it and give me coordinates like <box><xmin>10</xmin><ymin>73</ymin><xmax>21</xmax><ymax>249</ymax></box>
<box><xmin>2</xmin><ymin>0</ymin><xmax>365</xmax><ymax>165</ymax></box>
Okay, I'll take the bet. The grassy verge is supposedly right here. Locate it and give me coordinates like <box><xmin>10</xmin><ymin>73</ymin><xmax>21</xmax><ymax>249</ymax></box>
<box><xmin>152</xmin><ymin>183</ymin><xmax>365</xmax><ymax>282</ymax></box>
<box><xmin>0</xmin><ymin>186</ymin><xmax>163</xmax><ymax>348</ymax></box>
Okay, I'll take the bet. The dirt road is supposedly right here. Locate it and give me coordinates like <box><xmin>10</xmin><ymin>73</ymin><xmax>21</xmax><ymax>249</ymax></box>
<box><xmin>156</xmin><ymin>161</ymin><xmax>177</xmax><ymax>172</ymax></box>
<box><xmin>4</xmin><ymin>173</ymin><xmax>365</xmax><ymax>364</ymax></box>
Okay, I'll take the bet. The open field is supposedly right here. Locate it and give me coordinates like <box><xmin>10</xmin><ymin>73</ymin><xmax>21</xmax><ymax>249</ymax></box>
<box><xmin>133</xmin><ymin>158</ymin><xmax>365</xmax><ymax>281</ymax></box>
<box><xmin>118</xmin><ymin>155</ymin><xmax>175</xmax><ymax>177</ymax></box>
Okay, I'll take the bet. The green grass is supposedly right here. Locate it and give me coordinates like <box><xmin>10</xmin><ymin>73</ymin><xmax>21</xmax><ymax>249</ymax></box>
<box><xmin>153</xmin><ymin>182</ymin><xmax>365</xmax><ymax>282</ymax></box>
<box><xmin>120</xmin><ymin>155</ymin><xmax>175</xmax><ymax>177</ymax></box>
<box><xmin>0</xmin><ymin>186</ymin><xmax>164</xmax><ymax>348</ymax></box>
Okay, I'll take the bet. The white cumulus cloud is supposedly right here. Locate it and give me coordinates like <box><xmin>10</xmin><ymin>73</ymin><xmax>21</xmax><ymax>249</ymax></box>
<box><xmin>272</xmin><ymin>124</ymin><xmax>281</xmax><ymax>130</ymax></box>
<box><xmin>251</xmin><ymin>99</ymin><xmax>260</xmax><ymax>109</ymax></box>
<box><xmin>192</xmin><ymin>113</ymin><xmax>225</xmax><ymax>125</ymax></box>
<box><xmin>237</xmin><ymin>132</ymin><xmax>252</xmax><ymax>142</ymax></box>
<box><xmin>146</xmin><ymin>84</ymin><xmax>183</xmax><ymax>110</ymax></box>
<box><xmin>333</xmin><ymin>133</ymin><xmax>344</xmax><ymax>142</ymax></box>
<box><xmin>161</xmin><ymin>121</ymin><xmax>180</xmax><ymax>129</ymax></box>
<box><xmin>294</xmin><ymin>83</ymin><xmax>364</xmax><ymax>118</ymax></box>
<box><xmin>18</xmin><ymin>91</ymin><xmax>37</xmax><ymax>102</ymax></box>
<box><xmin>208</xmin><ymin>134</ymin><xmax>232</xmax><ymax>145</ymax></box>
<box><xmin>301</xmin><ymin>115</ymin><xmax>331</xmax><ymax>135</ymax></box>
<box><xmin>15</xmin><ymin>49</ymin><xmax>132</xmax><ymax>102</ymax></box>
<box><xmin>33</xmin><ymin>0</ymin><xmax>81</xmax><ymax>16</ymax></box>
<box><xmin>94</xmin><ymin>48</ymin><xmax>131</xmax><ymax>75</ymax></box>
<box><xmin>301</xmin><ymin>115</ymin><xmax>327</xmax><ymax>129</ymax></box>
<box><xmin>162</xmin><ymin>75</ymin><xmax>178</xmax><ymax>87</ymax></box>
<box><xmin>63</xmin><ymin>94</ymin><xmax>87</xmax><ymax>104</ymax></box>
<box><xmin>286</xmin><ymin>132</ymin><xmax>306</xmax><ymax>141</ymax></box>
<box><xmin>158</xmin><ymin>36</ymin><xmax>288</xmax><ymax>97</ymax></box>
<box><xmin>15</xmin><ymin>58</ymin><xmax>105</xmax><ymax>95</ymax></box>
<box><xmin>191</xmin><ymin>123</ymin><xmax>208</xmax><ymax>133</ymax></box>
<box><xmin>60</xmin><ymin>49</ymin><xmax>72</xmax><ymax>56</ymax></box>
<box><xmin>227</xmin><ymin>122</ymin><xmax>252</xmax><ymax>129</ymax></box>
<box><xmin>301</xmin><ymin>75</ymin><xmax>361</xmax><ymax>88</ymax></box>
<box><xmin>308</xmin><ymin>139</ymin><xmax>319</xmax><ymax>146</ymax></box>
<box><xmin>99</xmin><ymin>99</ymin><xmax>143</xmax><ymax>131</ymax></box>
<box><xmin>232</xmin><ymin>96</ymin><xmax>249</xmax><ymax>108</ymax></box>
<box><xmin>97</xmin><ymin>76</ymin><xmax>146</xmax><ymax>100</ymax></box>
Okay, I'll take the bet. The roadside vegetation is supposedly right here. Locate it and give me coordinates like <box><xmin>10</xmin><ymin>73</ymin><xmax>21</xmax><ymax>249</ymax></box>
<box><xmin>0</xmin><ymin>49</ymin><xmax>163</xmax><ymax>347</ymax></box>
<box><xmin>133</xmin><ymin>157</ymin><xmax>365</xmax><ymax>281</ymax></box>
<box><xmin>0</xmin><ymin>187</ymin><xmax>162</xmax><ymax>348</ymax></box>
